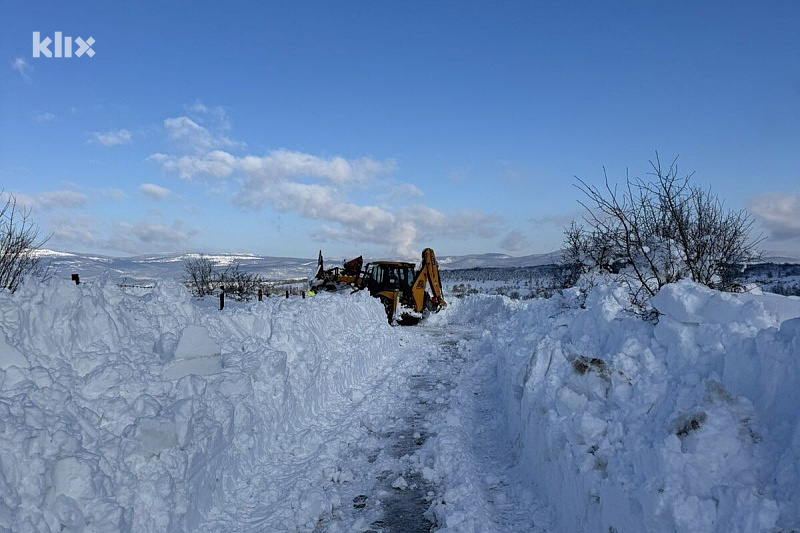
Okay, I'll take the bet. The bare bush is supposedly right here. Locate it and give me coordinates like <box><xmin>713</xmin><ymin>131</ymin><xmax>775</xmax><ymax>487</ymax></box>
<box><xmin>557</xmin><ymin>222</ymin><xmax>589</xmax><ymax>289</ymax></box>
<box><xmin>216</xmin><ymin>262</ymin><xmax>262</xmax><ymax>301</ymax></box>
<box><xmin>0</xmin><ymin>193</ymin><xmax>48</xmax><ymax>292</ymax></box>
<box><xmin>563</xmin><ymin>154</ymin><xmax>761</xmax><ymax>301</ymax></box>
<box><xmin>184</xmin><ymin>256</ymin><xmax>215</xmax><ymax>296</ymax></box>
<box><xmin>184</xmin><ymin>257</ymin><xmax>264</xmax><ymax>300</ymax></box>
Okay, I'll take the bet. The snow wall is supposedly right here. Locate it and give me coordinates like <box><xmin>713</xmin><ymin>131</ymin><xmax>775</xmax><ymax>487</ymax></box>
<box><xmin>0</xmin><ymin>279</ymin><xmax>398</xmax><ymax>532</ymax></box>
<box><xmin>440</xmin><ymin>280</ymin><xmax>800</xmax><ymax>533</ymax></box>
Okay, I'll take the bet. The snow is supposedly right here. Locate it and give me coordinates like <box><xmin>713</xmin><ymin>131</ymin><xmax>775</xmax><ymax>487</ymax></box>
<box><xmin>0</xmin><ymin>278</ymin><xmax>412</xmax><ymax>532</ymax></box>
<box><xmin>436</xmin><ymin>280</ymin><xmax>800</xmax><ymax>532</ymax></box>
<box><xmin>1</xmin><ymin>267</ymin><xmax>799</xmax><ymax>532</ymax></box>
<box><xmin>0</xmin><ymin>336</ymin><xmax>28</xmax><ymax>370</ymax></box>
<box><xmin>391</xmin><ymin>476</ymin><xmax>408</xmax><ymax>490</ymax></box>
<box><xmin>161</xmin><ymin>325</ymin><xmax>222</xmax><ymax>380</ymax></box>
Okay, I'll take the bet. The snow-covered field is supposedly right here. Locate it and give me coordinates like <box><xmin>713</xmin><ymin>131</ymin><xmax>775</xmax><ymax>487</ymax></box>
<box><xmin>1</xmin><ymin>271</ymin><xmax>799</xmax><ymax>532</ymax></box>
<box><xmin>34</xmin><ymin>250</ymin><xmax>567</xmax><ymax>287</ymax></box>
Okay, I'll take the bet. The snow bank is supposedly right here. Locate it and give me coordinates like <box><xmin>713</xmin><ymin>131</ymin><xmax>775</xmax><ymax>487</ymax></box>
<box><xmin>0</xmin><ymin>279</ymin><xmax>400</xmax><ymax>532</ymax></box>
<box><xmin>441</xmin><ymin>281</ymin><xmax>800</xmax><ymax>532</ymax></box>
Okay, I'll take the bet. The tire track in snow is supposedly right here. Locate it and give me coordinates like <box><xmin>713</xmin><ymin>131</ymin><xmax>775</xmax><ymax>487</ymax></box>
<box><xmin>315</xmin><ymin>325</ymin><xmax>551</xmax><ymax>532</ymax></box>
<box><xmin>313</xmin><ymin>327</ymin><xmax>458</xmax><ymax>532</ymax></box>
<box><xmin>423</xmin><ymin>325</ymin><xmax>553</xmax><ymax>532</ymax></box>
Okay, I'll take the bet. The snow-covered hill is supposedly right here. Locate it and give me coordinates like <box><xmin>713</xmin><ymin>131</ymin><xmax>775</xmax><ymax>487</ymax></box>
<box><xmin>32</xmin><ymin>249</ymin><xmax>560</xmax><ymax>286</ymax></box>
<box><xmin>35</xmin><ymin>248</ymin><xmax>800</xmax><ymax>287</ymax></box>
<box><xmin>35</xmin><ymin>250</ymin><xmax>318</xmax><ymax>283</ymax></box>
<box><xmin>35</xmin><ymin>249</ymin><xmax>570</xmax><ymax>284</ymax></box>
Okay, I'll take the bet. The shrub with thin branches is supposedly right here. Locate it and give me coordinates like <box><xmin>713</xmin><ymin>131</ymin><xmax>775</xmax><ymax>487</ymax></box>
<box><xmin>184</xmin><ymin>256</ymin><xmax>215</xmax><ymax>297</ymax></box>
<box><xmin>184</xmin><ymin>258</ymin><xmax>263</xmax><ymax>300</ymax></box>
<box><xmin>216</xmin><ymin>262</ymin><xmax>262</xmax><ymax>301</ymax></box>
<box><xmin>561</xmin><ymin>154</ymin><xmax>761</xmax><ymax>302</ymax></box>
<box><xmin>0</xmin><ymin>193</ymin><xmax>48</xmax><ymax>292</ymax></box>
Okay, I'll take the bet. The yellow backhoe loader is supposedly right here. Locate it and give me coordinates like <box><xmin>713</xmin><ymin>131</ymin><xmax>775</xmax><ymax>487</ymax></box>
<box><xmin>311</xmin><ymin>248</ymin><xmax>447</xmax><ymax>324</ymax></box>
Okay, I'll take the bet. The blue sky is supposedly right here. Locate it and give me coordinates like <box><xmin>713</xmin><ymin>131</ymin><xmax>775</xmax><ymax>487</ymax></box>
<box><xmin>1</xmin><ymin>1</ymin><xmax>799</xmax><ymax>259</ymax></box>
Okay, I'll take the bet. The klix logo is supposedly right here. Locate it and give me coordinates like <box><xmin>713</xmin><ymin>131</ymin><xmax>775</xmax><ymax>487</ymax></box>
<box><xmin>33</xmin><ymin>32</ymin><xmax>95</xmax><ymax>58</ymax></box>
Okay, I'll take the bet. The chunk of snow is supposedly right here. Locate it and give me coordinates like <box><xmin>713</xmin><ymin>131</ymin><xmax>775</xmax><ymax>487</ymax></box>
<box><xmin>391</xmin><ymin>475</ymin><xmax>408</xmax><ymax>490</ymax></box>
<box><xmin>53</xmin><ymin>457</ymin><xmax>96</xmax><ymax>500</ymax></box>
<box><xmin>0</xmin><ymin>337</ymin><xmax>28</xmax><ymax>370</ymax></box>
<box><xmin>162</xmin><ymin>325</ymin><xmax>222</xmax><ymax>380</ymax></box>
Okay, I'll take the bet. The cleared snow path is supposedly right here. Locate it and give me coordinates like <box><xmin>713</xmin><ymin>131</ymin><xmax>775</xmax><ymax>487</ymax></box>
<box><xmin>422</xmin><ymin>326</ymin><xmax>552</xmax><ymax>532</ymax></box>
<box><xmin>315</xmin><ymin>325</ymin><xmax>552</xmax><ymax>533</ymax></box>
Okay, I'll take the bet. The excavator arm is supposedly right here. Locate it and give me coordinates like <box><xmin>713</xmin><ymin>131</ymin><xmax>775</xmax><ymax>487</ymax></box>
<box><xmin>410</xmin><ymin>248</ymin><xmax>447</xmax><ymax>313</ymax></box>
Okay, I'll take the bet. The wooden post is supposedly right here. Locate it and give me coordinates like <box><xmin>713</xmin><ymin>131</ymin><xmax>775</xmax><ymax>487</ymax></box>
<box><xmin>71</xmin><ymin>273</ymin><xmax>80</xmax><ymax>285</ymax></box>
<box><xmin>219</xmin><ymin>289</ymin><xmax>225</xmax><ymax>310</ymax></box>
<box><xmin>258</xmin><ymin>288</ymin><xmax>263</xmax><ymax>301</ymax></box>
<box><xmin>302</xmin><ymin>290</ymin><xmax>305</xmax><ymax>299</ymax></box>
<box><xmin>285</xmin><ymin>290</ymin><xmax>289</xmax><ymax>299</ymax></box>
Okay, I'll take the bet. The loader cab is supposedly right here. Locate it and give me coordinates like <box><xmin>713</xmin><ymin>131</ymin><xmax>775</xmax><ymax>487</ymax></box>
<box><xmin>363</xmin><ymin>261</ymin><xmax>416</xmax><ymax>296</ymax></box>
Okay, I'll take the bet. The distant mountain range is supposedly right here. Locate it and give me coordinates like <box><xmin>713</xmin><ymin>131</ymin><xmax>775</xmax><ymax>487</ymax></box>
<box><xmin>34</xmin><ymin>249</ymin><xmax>800</xmax><ymax>284</ymax></box>
<box><xmin>35</xmin><ymin>250</ymin><xmax>318</xmax><ymax>284</ymax></box>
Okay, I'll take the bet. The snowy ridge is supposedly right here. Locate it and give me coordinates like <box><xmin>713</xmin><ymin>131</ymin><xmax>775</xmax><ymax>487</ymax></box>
<box><xmin>35</xmin><ymin>249</ymin><xmax>570</xmax><ymax>285</ymax></box>
<box><xmin>0</xmin><ymin>279</ymin><xmax>411</xmax><ymax>532</ymax></box>
<box><xmin>437</xmin><ymin>281</ymin><xmax>800</xmax><ymax>532</ymax></box>
<box><xmin>35</xmin><ymin>250</ymin><xmax>318</xmax><ymax>283</ymax></box>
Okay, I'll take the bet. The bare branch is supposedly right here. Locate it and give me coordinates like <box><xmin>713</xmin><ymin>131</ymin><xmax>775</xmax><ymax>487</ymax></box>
<box><xmin>560</xmin><ymin>153</ymin><xmax>761</xmax><ymax>304</ymax></box>
<box><xmin>0</xmin><ymin>191</ymin><xmax>50</xmax><ymax>292</ymax></box>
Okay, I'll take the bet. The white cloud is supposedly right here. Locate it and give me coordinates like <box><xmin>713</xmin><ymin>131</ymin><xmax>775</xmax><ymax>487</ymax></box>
<box><xmin>246</xmin><ymin>149</ymin><xmax>395</xmax><ymax>185</ymax></box>
<box><xmin>164</xmin><ymin>116</ymin><xmax>242</xmax><ymax>153</ymax></box>
<box><xmin>149</xmin><ymin>150</ymin><xmax>236</xmax><ymax>179</ymax></box>
<box><xmin>403</xmin><ymin>205</ymin><xmax>501</xmax><ymax>240</ymax></box>
<box><xmin>148</xmin><ymin>106</ymin><xmax>498</xmax><ymax>256</ymax></box>
<box><xmin>235</xmin><ymin>149</ymin><xmax>396</xmax><ymax>197</ymax></box>
<box><xmin>150</xmin><ymin>144</ymin><xmax>493</xmax><ymax>255</ymax></box>
<box><xmin>11</xmin><ymin>57</ymin><xmax>31</xmax><ymax>81</ymax></box>
<box><xmin>382</xmin><ymin>183</ymin><xmax>425</xmax><ymax>202</ymax></box>
<box><xmin>130</xmin><ymin>221</ymin><xmax>191</xmax><ymax>245</ymax></box>
<box><xmin>151</xmin><ymin>148</ymin><xmax>394</xmax><ymax>186</ymax></box>
<box><xmin>186</xmin><ymin>100</ymin><xmax>212</xmax><ymax>114</ymax></box>
<box><xmin>43</xmin><ymin>214</ymin><xmax>194</xmax><ymax>255</ymax></box>
<box><xmin>751</xmin><ymin>191</ymin><xmax>800</xmax><ymax>240</ymax></box>
<box><xmin>33</xmin><ymin>110</ymin><xmax>57</xmax><ymax>123</ymax></box>
<box><xmin>6</xmin><ymin>190</ymin><xmax>88</xmax><ymax>211</ymax></box>
<box><xmin>91</xmin><ymin>129</ymin><xmax>132</xmax><ymax>147</ymax></box>
<box><xmin>108</xmin><ymin>220</ymin><xmax>196</xmax><ymax>254</ymax></box>
<box><xmin>139</xmin><ymin>183</ymin><xmax>172</xmax><ymax>200</ymax></box>
<box><xmin>500</xmin><ymin>229</ymin><xmax>530</xmax><ymax>253</ymax></box>
<box><xmin>185</xmin><ymin>100</ymin><xmax>231</xmax><ymax>130</ymax></box>
<box><xmin>49</xmin><ymin>215</ymin><xmax>97</xmax><ymax>246</ymax></box>
<box><xmin>244</xmin><ymin>181</ymin><xmax>499</xmax><ymax>257</ymax></box>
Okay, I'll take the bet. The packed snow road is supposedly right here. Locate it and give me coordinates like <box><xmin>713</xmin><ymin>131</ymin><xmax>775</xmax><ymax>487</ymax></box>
<box><xmin>313</xmin><ymin>325</ymin><xmax>551</xmax><ymax>533</ymax></box>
